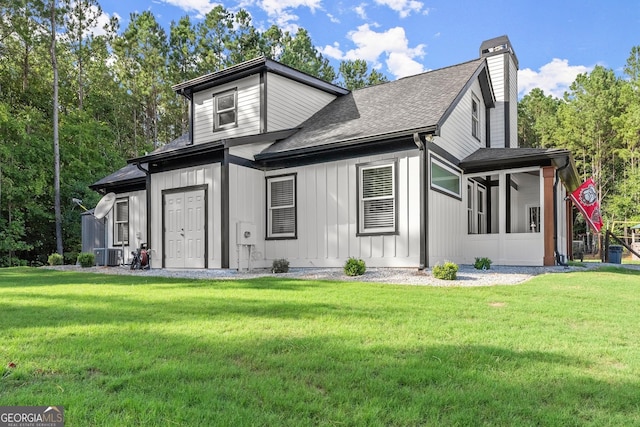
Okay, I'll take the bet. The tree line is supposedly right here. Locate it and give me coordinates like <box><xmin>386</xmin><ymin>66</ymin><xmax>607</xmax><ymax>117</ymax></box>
<box><xmin>0</xmin><ymin>0</ymin><xmax>387</xmax><ymax>266</ymax></box>
<box><xmin>518</xmin><ymin>47</ymin><xmax>640</xmax><ymax>238</ymax></box>
<box><xmin>0</xmin><ymin>1</ymin><xmax>638</xmax><ymax>266</ymax></box>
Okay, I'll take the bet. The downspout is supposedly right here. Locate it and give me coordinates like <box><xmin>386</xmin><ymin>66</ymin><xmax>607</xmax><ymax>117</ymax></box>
<box><xmin>413</xmin><ymin>133</ymin><xmax>429</xmax><ymax>269</ymax></box>
<box><xmin>221</xmin><ymin>148</ymin><xmax>230</xmax><ymax>268</ymax></box>
<box><xmin>135</xmin><ymin>162</ymin><xmax>151</xmax><ymax>254</ymax></box>
<box><xmin>554</xmin><ymin>157</ymin><xmax>570</xmax><ymax>266</ymax></box>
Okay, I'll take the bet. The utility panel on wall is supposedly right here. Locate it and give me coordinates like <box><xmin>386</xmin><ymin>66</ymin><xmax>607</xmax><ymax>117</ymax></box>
<box><xmin>236</xmin><ymin>222</ymin><xmax>257</xmax><ymax>245</ymax></box>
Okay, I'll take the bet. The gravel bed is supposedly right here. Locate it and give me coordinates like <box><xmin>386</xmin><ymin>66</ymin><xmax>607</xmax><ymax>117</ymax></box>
<box><xmin>41</xmin><ymin>262</ymin><xmax>637</xmax><ymax>287</ymax></box>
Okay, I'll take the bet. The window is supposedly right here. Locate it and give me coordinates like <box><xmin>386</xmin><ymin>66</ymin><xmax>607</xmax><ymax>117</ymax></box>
<box><xmin>213</xmin><ymin>89</ymin><xmax>237</xmax><ymax>130</ymax></box>
<box><xmin>528</xmin><ymin>205</ymin><xmax>541</xmax><ymax>233</ymax></box>
<box><xmin>467</xmin><ymin>180</ymin><xmax>487</xmax><ymax>234</ymax></box>
<box><xmin>472</xmin><ymin>94</ymin><xmax>480</xmax><ymax>140</ymax></box>
<box><xmin>431</xmin><ymin>156</ymin><xmax>461</xmax><ymax>198</ymax></box>
<box><xmin>114</xmin><ymin>198</ymin><xmax>129</xmax><ymax>245</ymax></box>
<box><xmin>477</xmin><ymin>185</ymin><xmax>486</xmax><ymax>233</ymax></box>
<box><xmin>467</xmin><ymin>182</ymin><xmax>473</xmax><ymax>232</ymax></box>
<box><xmin>267</xmin><ymin>175</ymin><xmax>296</xmax><ymax>239</ymax></box>
<box><xmin>358</xmin><ymin>162</ymin><xmax>397</xmax><ymax>234</ymax></box>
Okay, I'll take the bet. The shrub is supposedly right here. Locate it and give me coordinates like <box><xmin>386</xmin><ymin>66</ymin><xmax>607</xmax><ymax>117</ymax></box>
<box><xmin>344</xmin><ymin>257</ymin><xmax>366</xmax><ymax>276</ymax></box>
<box><xmin>1</xmin><ymin>256</ymin><xmax>28</xmax><ymax>267</ymax></box>
<box><xmin>64</xmin><ymin>251</ymin><xmax>79</xmax><ymax>266</ymax></box>
<box><xmin>432</xmin><ymin>261</ymin><xmax>459</xmax><ymax>280</ymax></box>
<box><xmin>474</xmin><ymin>257</ymin><xmax>492</xmax><ymax>270</ymax></box>
<box><xmin>272</xmin><ymin>258</ymin><xmax>290</xmax><ymax>273</ymax></box>
<box><xmin>48</xmin><ymin>253</ymin><xmax>64</xmax><ymax>266</ymax></box>
<box><xmin>77</xmin><ymin>252</ymin><xmax>96</xmax><ymax>268</ymax></box>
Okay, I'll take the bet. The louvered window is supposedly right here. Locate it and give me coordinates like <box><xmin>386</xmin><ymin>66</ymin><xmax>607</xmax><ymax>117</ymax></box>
<box><xmin>213</xmin><ymin>89</ymin><xmax>237</xmax><ymax>130</ymax></box>
<box><xmin>114</xmin><ymin>198</ymin><xmax>129</xmax><ymax>245</ymax></box>
<box><xmin>358</xmin><ymin>163</ymin><xmax>397</xmax><ymax>234</ymax></box>
<box><xmin>267</xmin><ymin>175</ymin><xmax>296</xmax><ymax>239</ymax></box>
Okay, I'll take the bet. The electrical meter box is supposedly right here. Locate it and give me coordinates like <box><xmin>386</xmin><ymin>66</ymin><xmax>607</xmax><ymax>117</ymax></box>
<box><xmin>236</xmin><ymin>222</ymin><xmax>257</xmax><ymax>245</ymax></box>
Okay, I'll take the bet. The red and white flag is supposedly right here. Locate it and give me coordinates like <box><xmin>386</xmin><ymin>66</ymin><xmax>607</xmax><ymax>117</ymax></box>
<box><xmin>570</xmin><ymin>178</ymin><xmax>603</xmax><ymax>233</ymax></box>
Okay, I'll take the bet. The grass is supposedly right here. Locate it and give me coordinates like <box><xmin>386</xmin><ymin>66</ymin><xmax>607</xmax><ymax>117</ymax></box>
<box><xmin>1</xmin><ymin>267</ymin><xmax>640</xmax><ymax>426</ymax></box>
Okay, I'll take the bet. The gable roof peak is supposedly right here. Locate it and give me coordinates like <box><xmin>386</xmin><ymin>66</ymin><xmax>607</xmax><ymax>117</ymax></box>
<box><xmin>172</xmin><ymin>56</ymin><xmax>348</xmax><ymax>97</ymax></box>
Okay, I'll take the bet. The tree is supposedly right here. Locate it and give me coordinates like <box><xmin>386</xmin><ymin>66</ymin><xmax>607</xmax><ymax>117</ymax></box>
<box><xmin>261</xmin><ymin>25</ymin><xmax>284</xmax><ymax>59</ymax></box>
<box><xmin>278</xmin><ymin>28</ymin><xmax>336</xmax><ymax>83</ymax></box>
<box><xmin>226</xmin><ymin>9</ymin><xmax>265</xmax><ymax>65</ymax></box>
<box><xmin>517</xmin><ymin>88</ymin><xmax>561</xmax><ymax>148</ymax></box>
<box><xmin>338</xmin><ymin>59</ymin><xmax>388</xmax><ymax>90</ymax></box>
<box><xmin>112</xmin><ymin>11</ymin><xmax>168</xmax><ymax>149</ymax></box>
<box><xmin>168</xmin><ymin>15</ymin><xmax>197</xmax><ymax>136</ymax></box>
<box><xmin>608</xmin><ymin>46</ymin><xmax>640</xmax><ymax>224</ymax></box>
<box><xmin>557</xmin><ymin>66</ymin><xmax>624</xmax><ymax>224</ymax></box>
<box><xmin>50</xmin><ymin>0</ymin><xmax>63</xmax><ymax>255</ymax></box>
<box><xmin>196</xmin><ymin>5</ymin><xmax>233</xmax><ymax>73</ymax></box>
<box><xmin>65</xmin><ymin>0</ymin><xmax>102</xmax><ymax>110</ymax></box>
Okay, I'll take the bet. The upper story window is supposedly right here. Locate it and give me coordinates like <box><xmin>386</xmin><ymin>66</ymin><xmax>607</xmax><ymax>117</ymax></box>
<box><xmin>471</xmin><ymin>94</ymin><xmax>480</xmax><ymax>140</ymax></box>
<box><xmin>430</xmin><ymin>156</ymin><xmax>461</xmax><ymax>199</ymax></box>
<box><xmin>358</xmin><ymin>161</ymin><xmax>397</xmax><ymax>235</ymax></box>
<box><xmin>213</xmin><ymin>89</ymin><xmax>237</xmax><ymax>131</ymax></box>
<box><xmin>114</xmin><ymin>198</ymin><xmax>129</xmax><ymax>246</ymax></box>
<box><xmin>267</xmin><ymin>174</ymin><xmax>296</xmax><ymax>239</ymax></box>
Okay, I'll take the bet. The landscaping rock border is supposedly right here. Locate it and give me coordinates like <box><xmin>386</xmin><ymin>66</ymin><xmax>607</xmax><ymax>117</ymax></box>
<box><xmin>43</xmin><ymin>262</ymin><xmax>640</xmax><ymax>287</ymax></box>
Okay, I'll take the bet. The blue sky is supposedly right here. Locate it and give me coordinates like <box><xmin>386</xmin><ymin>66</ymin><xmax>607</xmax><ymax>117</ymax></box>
<box><xmin>96</xmin><ymin>0</ymin><xmax>640</xmax><ymax>98</ymax></box>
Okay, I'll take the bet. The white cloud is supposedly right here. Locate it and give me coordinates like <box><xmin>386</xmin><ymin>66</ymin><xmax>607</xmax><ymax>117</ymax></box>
<box><xmin>258</xmin><ymin>0</ymin><xmax>320</xmax><ymax>25</ymax></box>
<box><xmin>258</xmin><ymin>0</ymin><xmax>322</xmax><ymax>15</ymax></box>
<box><xmin>387</xmin><ymin>51</ymin><xmax>425</xmax><ymax>76</ymax></box>
<box><xmin>373</xmin><ymin>0</ymin><xmax>425</xmax><ymax>18</ymax></box>
<box><xmin>320</xmin><ymin>24</ymin><xmax>425</xmax><ymax>79</ymax></box>
<box><xmin>251</xmin><ymin>0</ymin><xmax>322</xmax><ymax>32</ymax></box>
<box><xmin>518</xmin><ymin>58</ymin><xmax>592</xmax><ymax>99</ymax></box>
<box><xmin>159</xmin><ymin>0</ymin><xmax>220</xmax><ymax>18</ymax></box>
<box><xmin>354</xmin><ymin>3</ymin><xmax>367</xmax><ymax>19</ymax></box>
<box><xmin>327</xmin><ymin>13</ymin><xmax>340</xmax><ymax>24</ymax></box>
<box><xmin>321</xmin><ymin>42</ymin><xmax>344</xmax><ymax>59</ymax></box>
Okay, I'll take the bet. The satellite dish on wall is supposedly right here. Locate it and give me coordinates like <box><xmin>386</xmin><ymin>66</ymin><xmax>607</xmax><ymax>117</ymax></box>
<box><xmin>94</xmin><ymin>192</ymin><xmax>116</xmax><ymax>219</ymax></box>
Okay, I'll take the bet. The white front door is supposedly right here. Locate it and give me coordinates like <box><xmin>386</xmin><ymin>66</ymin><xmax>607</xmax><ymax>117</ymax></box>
<box><xmin>164</xmin><ymin>189</ymin><xmax>206</xmax><ymax>268</ymax></box>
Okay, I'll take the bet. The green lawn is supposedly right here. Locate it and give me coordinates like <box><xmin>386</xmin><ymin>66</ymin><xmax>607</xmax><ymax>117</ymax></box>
<box><xmin>1</xmin><ymin>267</ymin><xmax>640</xmax><ymax>426</ymax></box>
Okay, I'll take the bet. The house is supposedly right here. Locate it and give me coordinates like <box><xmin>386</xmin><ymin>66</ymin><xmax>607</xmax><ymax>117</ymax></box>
<box><xmin>90</xmin><ymin>35</ymin><xmax>580</xmax><ymax>270</ymax></box>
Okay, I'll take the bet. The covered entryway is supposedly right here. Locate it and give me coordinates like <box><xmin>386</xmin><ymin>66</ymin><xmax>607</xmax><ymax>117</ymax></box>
<box><xmin>163</xmin><ymin>186</ymin><xmax>207</xmax><ymax>268</ymax></box>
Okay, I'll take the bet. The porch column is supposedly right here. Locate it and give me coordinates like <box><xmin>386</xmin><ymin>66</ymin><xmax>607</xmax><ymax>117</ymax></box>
<box><xmin>566</xmin><ymin>199</ymin><xmax>573</xmax><ymax>260</ymax></box>
<box><xmin>498</xmin><ymin>171</ymin><xmax>507</xmax><ymax>234</ymax></box>
<box><xmin>543</xmin><ymin>166</ymin><xmax>555</xmax><ymax>266</ymax></box>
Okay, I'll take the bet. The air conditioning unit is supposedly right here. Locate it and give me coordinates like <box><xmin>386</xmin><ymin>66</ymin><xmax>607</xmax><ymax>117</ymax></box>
<box><xmin>93</xmin><ymin>248</ymin><xmax>123</xmax><ymax>266</ymax></box>
<box><xmin>94</xmin><ymin>248</ymin><xmax>106</xmax><ymax>266</ymax></box>
<box><xmin>107</xmin><ymin>249</ymin><xmax>122</xmax><ymax>266</ymax></box>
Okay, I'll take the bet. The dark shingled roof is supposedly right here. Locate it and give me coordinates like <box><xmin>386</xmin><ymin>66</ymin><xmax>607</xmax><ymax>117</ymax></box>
<box><xmin>91</xmin><ymin>134</ymin><xmax>191</xmax><ymax>191</ymax></box>
<box><xmin>258</xmin><ymin>58</ymin><xmax>487</xmax><ymax>158</ymax></box>
<box><xmin>460</xmin><ymin>147</ymin><xmax>580</xmax><ymax>191</ymax></box>
<box><xmin>172</xmin><ymin>56</ymin><xmax>348</xmax><ymax>97</ymax></box>
<box><xmin>460</xmin><ymin>147</ymin><xmax>570</xmax><ymax>169</ymax></box>
<box><xmin>458</xmin><ymin>148</ymin><xmax>580</xmax><ymax>191</ymax></box>
<box><xmin>89</xmin><ymin>163</ymin><xmax>146</xmax><ymax>191</ymax></box>
<box><xmin>144</xmin><ymin>133</ymin><xmax>191</xmax><ymax>156</ymax></box>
